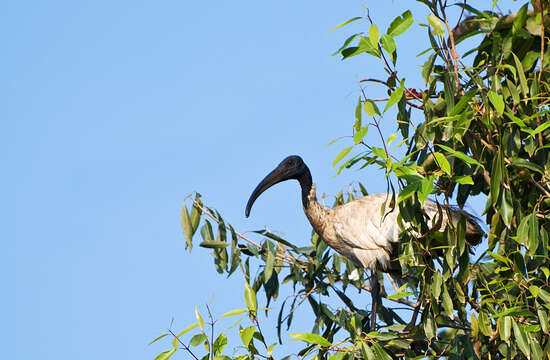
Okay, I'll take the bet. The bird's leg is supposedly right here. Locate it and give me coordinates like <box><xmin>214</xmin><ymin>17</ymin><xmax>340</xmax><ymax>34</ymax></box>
<box><xmin>370</xmin><ymin>270</ymin><xmax>380</xmax><ymax>331</ymax></box>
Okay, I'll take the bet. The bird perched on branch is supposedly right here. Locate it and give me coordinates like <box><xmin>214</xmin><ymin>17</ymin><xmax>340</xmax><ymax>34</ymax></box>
<box><xmin>245</xmin><ymin>155</ymin><xmax>483</xmax><ymax>329</ymax></box>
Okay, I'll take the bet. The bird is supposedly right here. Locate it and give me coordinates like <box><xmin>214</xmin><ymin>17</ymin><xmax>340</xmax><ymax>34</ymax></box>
<box><xmin>245</xmin><ymin>155</ymin><xmax>484</xmax><ymax>329</ymax></box>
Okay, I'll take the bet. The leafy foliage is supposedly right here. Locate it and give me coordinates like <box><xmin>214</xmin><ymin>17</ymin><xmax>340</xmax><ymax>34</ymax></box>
<box><xmin>155</xmin><ymin>1</ymin><xmax>550</xmax><ymax>359</ymax></box>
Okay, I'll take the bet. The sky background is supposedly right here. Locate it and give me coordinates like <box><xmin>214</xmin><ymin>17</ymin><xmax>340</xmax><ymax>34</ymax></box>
<box><xmin>4</xmin><ymin>1</ymin><xmax>519</xmax><ymax>359</ymax></box>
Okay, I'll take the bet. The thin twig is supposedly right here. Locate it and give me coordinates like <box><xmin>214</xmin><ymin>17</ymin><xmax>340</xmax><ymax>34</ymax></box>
<box><xmin>168</xmin><ymin>329</ymin><xmax>200</xmax><ymax>360</ymax></box>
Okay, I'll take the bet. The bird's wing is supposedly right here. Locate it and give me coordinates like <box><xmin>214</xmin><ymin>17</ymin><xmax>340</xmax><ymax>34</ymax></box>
<box><xmin>332</xmin><ymin>194</ymin><xmax>400</xmax><ymax>251</ymax></box>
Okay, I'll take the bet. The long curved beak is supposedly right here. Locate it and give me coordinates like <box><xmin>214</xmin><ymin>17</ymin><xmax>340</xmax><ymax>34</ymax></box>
<box><xmin>245</xmin><ymin>167</ymin><xmax>288</xmax><ymax>217</ymax></box>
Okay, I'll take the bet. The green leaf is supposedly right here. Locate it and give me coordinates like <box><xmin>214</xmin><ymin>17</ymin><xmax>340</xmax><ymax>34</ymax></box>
<box><xmin>149</xmin><ymin>333</ymin><xmax>169</xmax><ymax>345</ymax></box>
<box><xmin>431</xmin><ymin>271</ymin><xmax>443</xmax><ymax>300</ymax></box>
<box><xmin>189</xmin><ymin>334</ymin><xmax>208</xmax><ymax>347</ymax></box>
<box><xmin>538</xmin><ymin>305</ymin><xmax>549</xmax><ymax>333</ymax></box>
<box><xmin>200</xmin><ymin>221</ymin><xmax>215</xmax><ymax>243</ymax></box>
<box><xmin>354</xmin><ymin>96</ymin><xmax>362</xmax><ymax>130</ymax></box>
<box><xmin>478</xmin><ymin>311</ymin><xmax>491</xmax><ymax>337</ymax></box>
<box><xmin>220</xmin><ymin>308</ymin><xmax>247</xmax><ymax>318</ymax></box>
<box><xmin>488</xmin><ymin>90</ymin><xmax>504</xmax><ymax>114</ymax></box>
<box><xmin>424</xmin><ymin>316</ymin><xmax>435</xmax><ymax>339</ymax></box>
<box><xmin>433</xmin><ymin>152</ymin><xmax>451</xmax><ymax>176</ymax></box>
<box><xmin>512</xmin><ymin>4</ymin><xmax>528</xmax><ymax>35</ymax></box>
<box><xmin>371</xmin><ymin>343</ymin><xmax>392</xmax><ymax>360</ymax></box>
<box><xmin>441</xmin><ymin>284</ymin><xmax>454</xmax><ymax>318</ymax></box>
<box><xmin>422</xmin><ymin>54</ymin><xmax>436</xmax><ymax>85</ymax></box>
<box><xmin>195</xmin><ymin>307</ymin><xmax>205</xmax><ymax>331</ymax></box>
<box><xmin>512</xmin><ymin>319</ymin><xmax>530</xmax><ymax>358</ymax></box>
<box><xmin>154</xmin><ymin>349</ymin><xmax>176</xmax><ymax>360</ymax></box>
<box><xmin>181</xmin><ymin>205</ymin><xmax>194</xmax><ymax>249</ymax></box>
<box><xmin>501</xmin><ymin>316</ymin><xmax>511</xmax><ymax>342</ymax></box>
<box><xmin>387</xmin><ymin>291</ymin><xmax>414</xmax><ymax>299</ymax></box>
<box><xmin>359</xmin><ymin>342</ymin><xmax>376</xmax><ymax>360</ymax></box>
<box><xmin>328</xmin><ymin>17</ymin><xmax>362</xmax><ymax>33</ymax></box>
<box><xmin>454</xmin><ymin>175</ymin><xmax>474</xmax><ymax>185</ymax></box>
<box><xmin>449</xmin><ymin>88</ymin><xmax>477</xmax><ymax>116</ymax></box>
<box><xmin>239</xmin><ymin>326</ymin><xmax>255</xmax><ymax>346</ymax></box>
<box><xmin>332</xmin><ymin>147</ymin><xmax>353</xmax><ymax>168</ymax></box>
<box><xmin>244</xmin><ymin>282</ymin><xmax>257</xmax><ymax>314</ymax></box>
<box><xmin>332</xmin><ymin>33</ymin><xmax>363</xmax><ymax>56</ymax></box>
<box><xmin>213</xmin><ymin>333</ymin><xmax>227</xmax><ymax>356</ymax></box>
<box><xmin>369</xmin><ymin>24</ymin><xmax>379</xmax><ymax>49</ymax></box>
<box><xmin>354</xmin><ymin>127</ymin><xmax>368</xmax><ymax>144</ymax></box>
<box><xmin>199</xmin><ymin>241</ymin><xmax>229</xmax><ymax>248</ymax></box>
<box><xmin>176</xmin><ymin>323</ymin><xmax>199</xmax><ymax>339</ymax></box>
<box><xmin>387</xmin><ymin>11</ymin><xmax>414</xmax><ymax>37</ymax></box>
<box><xmin>364</xmin><ymin>100</ymin><xmax>380</xmax><ymax>117</ymax></box>
<box><xmin>264</xmin><ymin>247</ymin><xmax>275</xmax><ymax>281</ymax></box>
<box><xmin>512</xmin><ymin>53</ymin><xmax>528</xmax><ymax>97</ymax></box>
<box><xmin>427</xmin><ymin>14</ymin><xmax>445</xmax><ymax>36</ymax></box>
<box><xmin>190</xmin><ymin>194</ymin><xmax>202</xmax><ymax>233</ymax></box>
<box><xmin>289</xmin><ymin>333</ymin><xmax>332</xmax><ymax>347</ymax></box>
<box><xmin>384</xmin><ymin>79</ymin><xmax>404</xmax><ymax>112</ymax></box>
<box><xmin>500</xmin><ymin>189</ymin><xmax>513</xmax><ymax>227</ymax></box>
<box><xmin>437</xmin><ymin>144</ymin><xmax>483</xmax><ymax>168</ymax></box>
<box><xmin>380</xmin><ymin>34</ymin><xmax>396</xmax><ymax>57</ymax></box>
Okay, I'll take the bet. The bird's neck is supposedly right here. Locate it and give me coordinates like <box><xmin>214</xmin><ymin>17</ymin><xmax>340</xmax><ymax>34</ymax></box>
<box><xmin>297</xmin><ymin>167</ymin><xmax>313</xmax><ymax>209</ymax></box>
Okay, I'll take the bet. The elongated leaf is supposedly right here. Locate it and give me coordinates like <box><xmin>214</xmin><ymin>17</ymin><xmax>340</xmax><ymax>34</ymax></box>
<box><xmin>244</xmin><ymin>282</ymin><xmax>257</xmax><ymax>314</ymax></box>
<box><xmin>332</xmin><ymin>147</ymin><xmax>352</xmax><ymax>168</ymax></box>
<box><xmin>512</xmin><ymin>319</ymin><xmax>530</xmax><ymax>358</ymax></box>
<box><xmin>433</xmin><ymin>152</ymin><xmax>451</xmax><ymax>176</ymax></box>
<box><xmin>149</xmin><ymin>333</ymin><xmax>169</xmax><ymax>345</ymax></box>
<box><xmin>354</xmin><ymin>127</ymin><xmax>368</xmax><ymax>144</ymax></box>
<box><xmin>450</xmin><ymin>88</ymin><xmax>477</xmax><ymax>116</ymax></box>
<box><xmin>328</xmin><ymin>17</ymin><xmax>362</xmax><ymax>33</ymax></box>
<box><xmin>176</xmin><ymin>323</ymin><xmax>198</xmax><ymax>338</ymax></box>
<box><xmin>431</xmin><ymin>271</ymin><xmax>442</xmax><ymax>299</ymax></box>
<box><xmin>369</xmin><ymin>24</ymin><xmax>379</xmax><ymax>49</ymax></box>
<box><xmin>195</xmin><ymin>307</ymin><xmax>205</xmax><ymax>331</ymax></box>
<box><xmin>512</xmin><ymin>53</ymin><xmax>528</xmax><ymax>97</ymax></box>
<box><xmin>437</xmin><ymin>144</ymin><xmax>483</xmax><ymax>168</ymax></box>
<box><xmin>488</xmin><ymin>90</ymin><xmax>504</xmax><ymax>114</ymax></box>
<box><xmin>387</xmin><ymin>11</ymin><xmax>414</xmax><ymax>37</ymax></box>
<box><xmin>332</xmin><ymin>33</ymin><xmax>363</xmax><ymax>56</ymax></box>
<box><xmin>181</xmin><ymin>205</ymin><xmax>193</xmax><ymax>248</ymax></box>
<box><xmin>422</xmin><ymin>54</ymin><xmax>436</xmax><ymax>85</ymax></box>
<box><xmin>289</xmin><ymin>333</ymin><xmax>332</xmax><ymax>347</ymax></box>
<box><xmin>220</xmin><ymin>308</ymin><xmax>247</xmax><ymax>318</ymax></box>
<box><xmin>380</xmin><ymin>34</ymin><xmax>396</xmax><ymax>59</ymax></box>
<box><xmin>154</xmin><ymin>349</ymin><xmax>176</xmax><ymax>360</ymax></box>
<box><xmin>384</xmin><ymin>79</ymin><xmax>404</xmax><ymax>112</ymax></box>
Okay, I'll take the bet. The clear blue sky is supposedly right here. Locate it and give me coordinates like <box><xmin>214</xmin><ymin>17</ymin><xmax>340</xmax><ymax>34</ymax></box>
<box><xmin>4</xmin><ymin>1</ymin><xmax>518</xmax><ymax>359</ymax></box>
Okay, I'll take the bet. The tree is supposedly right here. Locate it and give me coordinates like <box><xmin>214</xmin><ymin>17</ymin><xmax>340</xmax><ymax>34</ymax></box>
<box><xmin>153</xmin><ymin>1</ymin><xmax>550</xmax><ymax>359</ymax></box>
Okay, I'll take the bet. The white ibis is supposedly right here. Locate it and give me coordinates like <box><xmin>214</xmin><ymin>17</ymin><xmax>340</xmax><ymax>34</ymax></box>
<box><xmin>245</xmin><ymin>155</ymin><xmax>483</xmax><ymax>329</ymax></box>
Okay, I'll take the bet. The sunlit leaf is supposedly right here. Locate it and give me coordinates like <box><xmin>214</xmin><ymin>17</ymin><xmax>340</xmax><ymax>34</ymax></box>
<box><xmin>427</xmin><ymin>14</ymin><xmax>445</xmax><ymax>35</ymax></box>
<box><xmin>289</xmin><ymin>333</ymin><xmax>332</xmax><ymax>347</ymax></box>
<box><xmin>387</xmin><ymin>11</ymin><xmax>414</xmax><ymax>37</ymax></box>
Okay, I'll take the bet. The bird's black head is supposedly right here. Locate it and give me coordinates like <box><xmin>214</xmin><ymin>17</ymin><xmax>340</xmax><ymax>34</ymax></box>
<box><xmin>245</xmin><ymin>155</ymin><xmax>311</xmax><ymax>217</ymax></box>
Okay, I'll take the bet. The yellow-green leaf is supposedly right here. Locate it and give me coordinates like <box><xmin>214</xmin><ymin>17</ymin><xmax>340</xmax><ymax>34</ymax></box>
<box><xmin>488</xmin><ymin>90</ymin><xmax>504</xmax><ymax>114</ymax></box>
<box><xmin>433</xmin><ymin>152</ymin><xmax>451</xmax><ymax>176</ymax></box>
<box><xmin>244</xmin><ymin>282</ymin><xmax>257</xmax><ymax>314</ymax></box>
<box><xmin>289</xmin><ymin>333</ymin><xmax>332</xmax><ymax>347</ymax></box>
<box><xmin>332</xmin><ymin>147</ymin><xmax>352</xmax><ymax>168</ymax></box>
<box><xmin>427</xmin><ymin>14</ymin><xmax>445</xmax><ymax>35</ymax></box>
<box><xmin>369</xmin><ymin>25</ymin><xmax>379</xmax><ymax>49</ymax></box>
<box><xmin>195</xmin><ymin>307</ymin><xmax>205</xmax><ymax>331</ymax></box>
